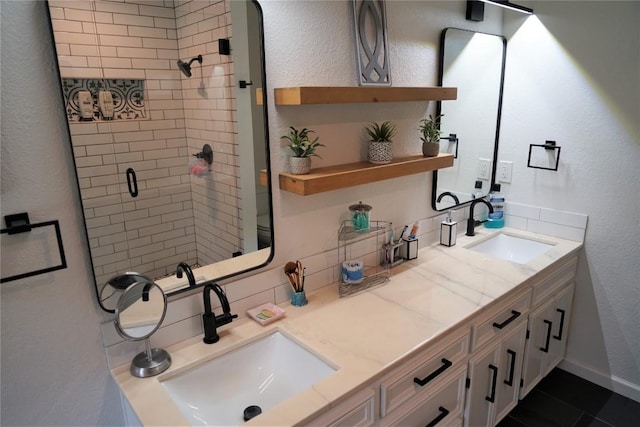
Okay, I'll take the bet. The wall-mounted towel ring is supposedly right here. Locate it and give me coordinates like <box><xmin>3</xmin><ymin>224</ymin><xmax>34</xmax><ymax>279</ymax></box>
<box><xmin>440</xmin><ymin>133</ymin><xmax>459</xmax><ymax>158</ymax></box>
<box><xmin>528</xmin><ymin>140</ymin><xmax>561</xmax><ymax>171</ymax></box>
<box><xmin>1</xmin><ymin>212</ymin><xmax>68</xmax><ymax>283</ymax></box>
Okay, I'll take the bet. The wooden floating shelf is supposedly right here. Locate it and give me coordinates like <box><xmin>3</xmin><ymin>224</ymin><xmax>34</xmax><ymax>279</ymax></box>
<box><xmin>260</xmin><ymin>168</ymin><xmax>268</xmax><ymax>187</ymax></box>
<box><xmin>277</xmin><ymin>153</ymin><xmax>454</xmax><ymax>196</ymax></box>
<box><xmin>274</xmin><ymin>86</ymin><xmax>457</xmax><ymax>105</ymax></box>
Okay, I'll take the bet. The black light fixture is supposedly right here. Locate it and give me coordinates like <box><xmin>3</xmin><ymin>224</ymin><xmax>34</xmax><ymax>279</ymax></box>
<box><xmin>466</xmin><ymin>0</ymin><xmax>533</xmax><ymax>22</ymax></box>
<box><xmin>218</xmin><ymin>38</ymin><xmax>230</xmax><ymax>56</ymax></box>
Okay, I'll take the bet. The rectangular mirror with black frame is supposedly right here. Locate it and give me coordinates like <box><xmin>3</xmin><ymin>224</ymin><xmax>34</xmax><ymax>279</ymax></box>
<box><xmin>432</xmin><ymin>27</ymin><xmax>506</xmax><ymax>211</ymax></box>
<box><xmin>47</xmin><ymin>0</ymin><xmax>273</xmax><ymax>312</ymax></box>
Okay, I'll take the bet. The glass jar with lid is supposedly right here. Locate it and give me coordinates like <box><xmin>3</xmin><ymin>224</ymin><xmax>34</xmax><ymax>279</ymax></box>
<box><xmin>349</xmin><ymin>201</ymin><xmax>372</xmax><ymax>231</ymax></box>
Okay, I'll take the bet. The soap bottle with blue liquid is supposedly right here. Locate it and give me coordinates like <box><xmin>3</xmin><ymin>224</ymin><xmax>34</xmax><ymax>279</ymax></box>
<box><xmin>485</xmin><ymin>183</ymin><xmax>505</xmax><ymax>228</ymax></box>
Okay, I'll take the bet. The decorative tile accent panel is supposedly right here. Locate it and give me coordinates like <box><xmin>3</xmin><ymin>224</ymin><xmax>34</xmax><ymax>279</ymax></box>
<box><xmin>62</xmin><ymin>78</ymin><xmax>147</xmax><ymax>122</ymax></box>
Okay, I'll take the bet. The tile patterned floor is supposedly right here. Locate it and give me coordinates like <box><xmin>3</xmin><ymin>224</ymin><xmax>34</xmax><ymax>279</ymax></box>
<box><xmin>497</xmin><ymin>368</ymin><xmax>640</xmax><ymax>427</ymax></box>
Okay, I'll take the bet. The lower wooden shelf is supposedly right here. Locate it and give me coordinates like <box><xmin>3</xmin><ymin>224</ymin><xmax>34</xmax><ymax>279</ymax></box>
<box><xmin>275</xmin><ymin>153</ymin><xmax>454</xmax><ymax>196</ymax></box>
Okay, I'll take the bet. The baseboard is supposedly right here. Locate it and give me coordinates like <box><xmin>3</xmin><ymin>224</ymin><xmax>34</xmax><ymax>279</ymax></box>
<box><xmin>559</xmin><ymin>358</ymin><xmax>640</xmax><ymax>403</ymax></box>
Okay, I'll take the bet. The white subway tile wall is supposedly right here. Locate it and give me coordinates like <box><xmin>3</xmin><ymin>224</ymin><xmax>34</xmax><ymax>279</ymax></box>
<box><xmin>52</xmin><ymin>0</ymin><xmax>241</xmax><ymax>287</ymax></box>
<box><xmin>505</xmin><ymin>202</ymin><xmax>588</xmax><ymax>242</ymax></box>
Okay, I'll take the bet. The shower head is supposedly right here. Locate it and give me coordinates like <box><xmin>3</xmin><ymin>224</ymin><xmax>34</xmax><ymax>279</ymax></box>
<box><xmin>177</xmin><ymin>54</ymin><xmax>203</xmax><ymax>78</ymax></box>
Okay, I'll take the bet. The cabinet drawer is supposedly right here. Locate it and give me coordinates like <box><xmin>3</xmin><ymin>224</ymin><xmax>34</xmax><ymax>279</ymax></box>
<box><xmin>308</xmin><ymin>388</ymin><xmax>376</xmax><ymax>427</ymax></box>
<box><xmin>380</xmin><ymin>326</ymin><xmax>470</xmax><ymax>417</ymax></box>
<box><xmin>471</xmin><ymin>288</ymin><xmax>531</xmax><ymax>352</ymax></box>
<box><xmin>530</xmin><ymin>255</ymin><xmax>578</xmax><ymax>307</ymax></box>
<box><xmin>380</xmin><ymin>364</ymin><xmax>466</xmax><ymax>427</ymax></box>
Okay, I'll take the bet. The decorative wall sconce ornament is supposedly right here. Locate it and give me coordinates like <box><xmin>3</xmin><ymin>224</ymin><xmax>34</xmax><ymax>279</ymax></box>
<box><xmin>527</xmin><ymin>140</ymin><xmax>561</xmax><ymax>171</ymax></box>
<box><xmin>352</xmin><ymin>0</ymin><xmax>391</xmax><ymax>86</ymax></box>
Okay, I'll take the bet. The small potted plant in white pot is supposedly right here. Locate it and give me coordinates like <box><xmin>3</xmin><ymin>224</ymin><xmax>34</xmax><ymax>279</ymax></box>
<box><xmin>418</xmin><ymin>114</ymin><xmax>443</xmax><ymax>157</ymax></box>
<box><xmin>281</xmin><ymin>126</ymin><xmax>324</xmax><ymax>175</ymax></box>
<box><xmin>364</xmin><ymin>121</ymin><xmax>396</xmax><ymax>164</ymax></box>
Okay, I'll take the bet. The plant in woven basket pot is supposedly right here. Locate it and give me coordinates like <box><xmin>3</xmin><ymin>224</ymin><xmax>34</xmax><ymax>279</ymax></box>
<box><xmin>281</xmin><ymin>126</ymin><xmax>324</xmax><ymax>175</ymax></box>
<box><xmin>419</xmin><ymin>114</ymin><xmax>443</xmax><ymax>157</ymax></box>
<box><xmin>364</xmin><ymin>121</ymin><xmax>396</xmax><ymax>164</ymax></box>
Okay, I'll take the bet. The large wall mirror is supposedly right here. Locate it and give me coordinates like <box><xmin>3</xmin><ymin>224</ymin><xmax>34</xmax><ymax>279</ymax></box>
<box><xmin>432</xmin><ymin>27</ymin><xmax>506</xmax><ymax>211</ymax></box>
<box><xmin>47</xmin><ymin>0</ymin><xmax>273</xmax><ymax>311</ymax></box>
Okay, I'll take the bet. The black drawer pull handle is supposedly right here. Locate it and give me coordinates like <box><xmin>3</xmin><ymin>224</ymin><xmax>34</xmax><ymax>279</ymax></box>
<box><xmin>540</xmin><ymin>319</ymin><xmax>553</xmax><ymax>353</ymax></box>
<box><xmin>414</xmin><ymin>358</ymin><xmax>453</xmax><ymax>387</ymax></box>
<box><xmin>504</xmin><ymin>349</ymin><xmax>516</xmax><ymax>386</ymax></box>
<box><xmin>492</xmin><ymin>310</ymin><xmax>521</xmax><ymax>329</ymax></box>
<box><xmin>553</xmin><ymin>308</ymin><xmax>566</xmax><ymax>341</ymax></box>
<box><xmin>126</xmin><ymin>168</ymin><xmax>138</xmax><ymax>198</ymax></box>
<box><xmin>425</xmin><ymin>406</ymin><xmax>450</xmax><ymax>427</ymax></box>
<box><xmin>486</xmin><ymin>364</ymin><xmax>498</xmax><ymax>403</ymax></box>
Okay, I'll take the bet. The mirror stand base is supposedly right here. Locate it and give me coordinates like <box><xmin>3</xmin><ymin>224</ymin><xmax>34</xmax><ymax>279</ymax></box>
<box><xmin>130</xmin><ymin>346</ymin><xmax>171</xmax><ymax>378</ymax></box>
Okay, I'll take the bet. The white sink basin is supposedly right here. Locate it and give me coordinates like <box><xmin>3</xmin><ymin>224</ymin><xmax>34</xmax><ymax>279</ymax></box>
<box><xmin>466</xmin><ymin>232</ymin><xmax>554</xmax><ymax>264</ymax></box>
<box><xmin>161</xmin><ymin>331</ymin><xmax>336</xmax><ymax>426</ymax></box>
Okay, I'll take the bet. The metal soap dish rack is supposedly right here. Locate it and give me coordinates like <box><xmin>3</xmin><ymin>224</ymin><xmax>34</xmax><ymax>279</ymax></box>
<box><xmin>338</xmin><ymin>219</ymin><xmax>390</xmax><ymax>298</ymax></box>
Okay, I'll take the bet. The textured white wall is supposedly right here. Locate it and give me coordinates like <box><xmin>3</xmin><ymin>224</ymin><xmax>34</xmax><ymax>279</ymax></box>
<box><xmin>0</xmin><ymin>1</ymin><xmax>125</xmax><ymax>425</ymax></box>
<box><xmin>500</xmin><ymin>1</ymin><xmax>639</xmax><ymax>398</ymax></box>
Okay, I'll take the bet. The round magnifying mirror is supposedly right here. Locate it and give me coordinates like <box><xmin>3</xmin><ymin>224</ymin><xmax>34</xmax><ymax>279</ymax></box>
<box><xmin>114</xmin><ymin>278</ymin><xmax>171</xmax><ymax>377</ymax></box>
<box><xmin>101</xmin><ymin>272</ymin><xmax>152</xmax><ymax>313</ymax></box>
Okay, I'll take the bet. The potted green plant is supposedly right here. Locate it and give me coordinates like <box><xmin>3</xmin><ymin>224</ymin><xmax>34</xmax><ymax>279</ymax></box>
<box><xmin>364</xmin><ymin>121</ymin><xmax>396</xmax><ymax>164</ymax></box>
<box><xmin>418</xmin><ymin>114</ymin><xmax>443</xmax><ymax>157</ymax></box>
<box><xmin>281</xmin><ymin>126</ymin><xmax>324</xmax><ymax>174</ymax></box>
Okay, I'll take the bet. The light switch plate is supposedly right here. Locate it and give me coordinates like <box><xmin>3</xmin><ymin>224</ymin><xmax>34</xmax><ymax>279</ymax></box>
<box><xmin>498</xmin><ymin>160</ymin><xmax>513</xmax><ymax>183</ymax></box>
<box><xmin>478</xmin><ymin>158</ymin><xmax>491</xmax><ymax>180</ymax></box>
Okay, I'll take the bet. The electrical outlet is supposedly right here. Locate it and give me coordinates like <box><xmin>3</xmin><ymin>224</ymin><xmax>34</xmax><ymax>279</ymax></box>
<box><xmin>498</xmin><ymin>160</ymin><xmax>513</xmax><ymax>183</ymax></box>
<box><xmin>478</xmin><ymin>158</ymin><xmax>491</xmax><ymax>180</ymax></box>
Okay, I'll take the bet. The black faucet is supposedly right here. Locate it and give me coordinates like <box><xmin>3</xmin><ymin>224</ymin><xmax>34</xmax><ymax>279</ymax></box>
<box><xmin>202</xmin><ymin>283</ymin><xmax>238</xmax><ymax>344</ymax></box>
<box><xmin>176</xmin><ymin>262</ymin><xmax>196</xmax><ymax>288</ymax></box>
<box><xmin>466</xmin><ymin>198</ymin><xmax>494</xmax><ymax>236</ymax></box>
<box><xmin>437</xmin><ymin>191</ymin><xmax>460</xmax><ymax>205</ymax></box>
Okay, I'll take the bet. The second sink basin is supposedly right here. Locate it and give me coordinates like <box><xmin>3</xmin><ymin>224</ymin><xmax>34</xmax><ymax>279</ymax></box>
<box><xmin>465</xmin><ymin>232</ymin><xmax>554</xmax><ymax>264</ymax></box>
<box><xmin>161</xmin><ymin>331</ymin><xmax>336</xmax><ymax>426</ymax></box>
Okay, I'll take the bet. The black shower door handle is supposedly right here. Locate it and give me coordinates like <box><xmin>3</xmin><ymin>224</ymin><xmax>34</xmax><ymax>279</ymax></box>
<box><xmin>126</xmin><ymin>168</ymin><xmax>138</xmax><ymax>198</ymax></box>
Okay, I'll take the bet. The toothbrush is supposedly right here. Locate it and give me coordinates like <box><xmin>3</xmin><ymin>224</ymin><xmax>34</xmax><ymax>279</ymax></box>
<box><xmin>398</xmin><ymin>225</ymin><xmax>408</xmax><ymax>241</ymax></box>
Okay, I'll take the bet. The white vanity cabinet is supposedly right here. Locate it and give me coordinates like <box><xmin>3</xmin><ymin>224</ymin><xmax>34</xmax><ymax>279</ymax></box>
<box><xmin>380</xmin><ymin>364</ymin><xmax>467</xmax><ymax>427</ymax></box>
<box><xmin>307</xmin><ymin>387</ymin><xmax>377</xmax><ymax>427</ymax></box>
<box><xmin>307</xmin><ymin>327</ymin><xmax>470</xmax><ymax>427</ymax></box>
<box><xmin>519</xmin><ymin>254</ymin><xmax>577</xmax><ymax>399</ymax></box>
<box><xmin>379</xmin><ymin>326</ymin><xmax>470</xmax><ymax>427</ymax></box>
<box><xmin>520</xmin><ymin>282</ymin><xmax>575</xmax><ymax>398</ymax></box>
<box><xmin>464</xmin><ymin>289</ymin><xmax>530</xmax><ymax>427</ymax></box>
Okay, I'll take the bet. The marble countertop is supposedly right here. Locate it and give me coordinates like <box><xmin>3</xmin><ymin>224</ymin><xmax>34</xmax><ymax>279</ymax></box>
<box><xmin>112</xmin><ymin>227</ymin><xmax>582</xmax><ymax>426</ymax></box>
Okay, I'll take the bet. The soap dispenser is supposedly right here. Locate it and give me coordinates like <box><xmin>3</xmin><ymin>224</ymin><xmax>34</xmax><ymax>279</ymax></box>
<box><xmin>440</xmin><ymin>210</ymin><xmax>457</xmax><ymax>247</ymax></box>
